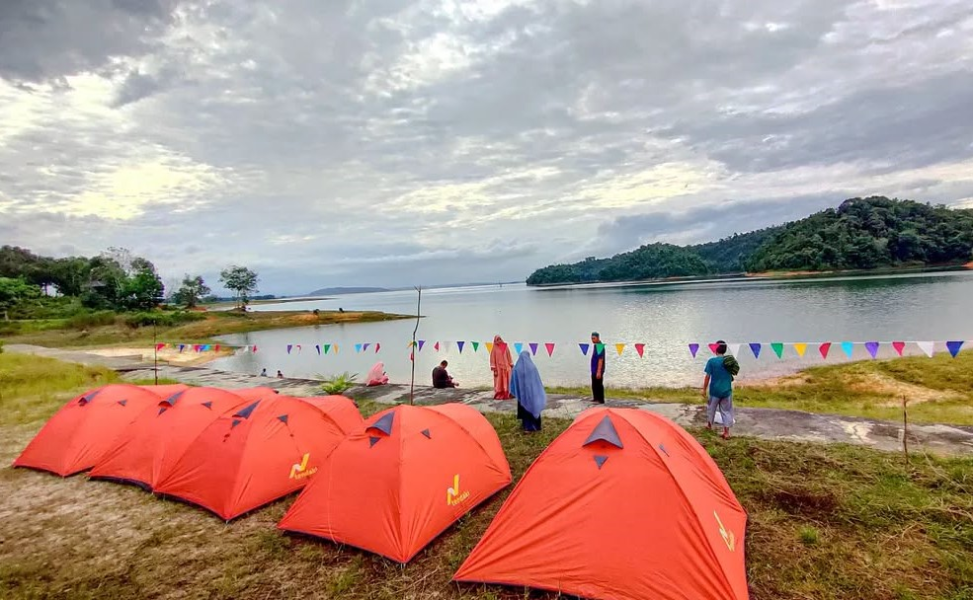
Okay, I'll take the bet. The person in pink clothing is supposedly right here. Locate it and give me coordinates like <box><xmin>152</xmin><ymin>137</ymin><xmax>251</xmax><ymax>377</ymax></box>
<box><xmin>366</xmin><ymin>362</ymin><xmax>389</xmax><ymax>386</ymax></box>
<box><xmin>490</xmin><ymin>335</ymin><xmax>514</xmax><ymax>400</ymax></box>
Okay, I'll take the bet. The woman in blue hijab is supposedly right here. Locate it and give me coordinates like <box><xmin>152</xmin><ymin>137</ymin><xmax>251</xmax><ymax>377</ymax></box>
<box><xmin>509</xmin><ymin>351</ymin><xmax>545</xmax><ymax>432</ymax></box>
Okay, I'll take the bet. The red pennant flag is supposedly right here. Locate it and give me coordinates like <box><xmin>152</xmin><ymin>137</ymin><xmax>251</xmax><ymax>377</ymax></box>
<box><xmin>545</xmin><ymin>343</ymin><xmax>555</xmax><ymax>357</ymax></box>
<box><xmin>892</xmin><ymin>341</ymin><xmax>905</xmax><ymax>356</ymax></box>
<box><xmin>252</xmin><ymin>345</ymin><xmax>257</xmax><ymax>353</ymax></box>
<box><xmin>155</xmin><ymin>343</ymin><xmax>165</xmax><ymax>351</ymax></box>
<box><xmin>375</xmin><ymin>343</ymin><xmax>381</xmax><ymax>353</ymax></box>
<box><xmin>708</xmin><ymin>343</ymin><xmax>720</xmax><ymax>355</ymax></box>
<box><xmin>635</xmin><ymin>343</ymin><xmax>645</xmax><ymax>358</ymax></box>
<box><xmin>214</xmin><ymin>345</ymin><xmax>220</xmax><ymax>353</ymax></box>
<box><xmin>434</xmin><ymin>342</ymin><xmax>440</xmax><ymax>352</ymax></box>
<box><xmin>819</xmin><ymin>342</ymin><xmax>831</xmax><ymax>359</ymax></box>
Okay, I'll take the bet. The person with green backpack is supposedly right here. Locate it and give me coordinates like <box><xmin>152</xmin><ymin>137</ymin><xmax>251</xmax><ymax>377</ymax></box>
<box><xmin>702</xmin><ymin>340</ymin><xmax>739</xmax><ymax>440</ymax></box>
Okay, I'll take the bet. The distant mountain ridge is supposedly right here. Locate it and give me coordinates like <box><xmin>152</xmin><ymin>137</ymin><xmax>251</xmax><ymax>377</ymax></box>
<box><xmin>306</xmin><ymin>286</ymin><xmax>389</xmax><ymax>296</ymax></box>
<box><xmin>526</xmin><ymin>197</ymin><xmax>973</xmax><ymax>285</ymax></box>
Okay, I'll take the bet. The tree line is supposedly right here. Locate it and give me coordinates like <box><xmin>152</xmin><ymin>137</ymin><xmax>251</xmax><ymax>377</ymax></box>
<box><xmin>526</xmin><ymin>197</ymin><xmax>973</xmax><ymax>285</ymax></box>
<box><xmin>0</xmin><ymin>245</ymin><xmax>261</xmax><ymax>320</ymax></box>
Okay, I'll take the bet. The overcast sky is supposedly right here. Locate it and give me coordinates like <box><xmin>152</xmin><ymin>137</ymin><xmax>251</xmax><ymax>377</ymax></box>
<box><xmin>1</xmin><ymin>0</ymin><xmax>972</xmax><ymax>295</ymax></box>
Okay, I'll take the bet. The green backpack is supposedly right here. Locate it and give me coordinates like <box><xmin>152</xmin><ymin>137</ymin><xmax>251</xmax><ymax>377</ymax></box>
<box><xmin>723</xmin><ymin>355</ymin><xmax>740</xmax><ymax>378</ymax></box>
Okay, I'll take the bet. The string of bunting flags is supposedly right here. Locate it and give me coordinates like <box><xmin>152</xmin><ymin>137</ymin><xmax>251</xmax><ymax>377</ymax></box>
<box><xmin>151</xmin><ymin>339</ymin><xmax>969</xmax><ymax>359</ymax></box>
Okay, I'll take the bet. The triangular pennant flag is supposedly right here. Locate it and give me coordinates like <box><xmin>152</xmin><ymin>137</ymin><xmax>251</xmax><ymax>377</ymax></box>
<box><xmin>634</xmin><ymin>343</ymin><xmax>645</xmax><ymax>358</ymax></box>
<box><xmin>287</xmin><ymin>344</ymin><xmax>293</xmax><ymax>354</ymax></box>
<box><xmin>615</xmin><ymin>343</ymin><xmax>625</xmax><ymax>356</ymax></box>
<box><xmin>794</xmin><ymin>343</ymin><xmax>807</xmax><ymax>357</ymax></box>
<box><xmin>155</xmin><ymin>343</ymin><xmax>165</xmax><ymax>351</ymax></box>
<box><xmin>240</xmin><ymin>345</ymin><xmax>249</xmax><ymax>353</ymax></box>
<box><xmin>445</xmin><ymin>341</ymin><xmax>452</xmax><ymax>352</ymax></box>
<box><xmin>315</xmin><ymin>344</ymin><xmax>321</xmax><ymax>355</ymax></box>
<box><xmin>595</xmin><ymin>343</ymin><xmax>605</xmax><ymax>355</ymax></box>
<box><xmin>580</xmin><ymin>343</ymin><xmax>590</xmax><ymax>356</ymax></box>
<box><xmin>917</xmin><ymin>341</ymin><xmax>935</xmax><ymax>357</ymax></box>
<box><xmin>865</xmin><ymin>341</ymin><xmax>880</xmax><ymax>359</ymax></box>
<box><xmin>434</xmin><ymin>342</ymin><xmax>440</xmax><ymax>352</ymax></box>
<box><xmin>363</xmin><ymin>343</ymin><xmax>370</xmax><ymax>352</ymax></box>
<box><xmin>727</xmin><ymin>344</ymin><xmax>740</xmax><ymax>357</ymax></box>
<box><xmin>472</xmin><ymin>341</ymin><xmax>480</xmax><ymax>352</ymax></box>
<box><xmin>749</xmin><ymin>343</ymin><xmax>761</xmax><ymax>359</ymax></box>
<box><xmin>418</xmin><ymin>340</ymin><xmax>425</xmax><ymax>351</ymax></box>
<box><xmin>892</xmin><ymin>341</ymin><xmax>905</xmax><ymax>356</ymax></box>
<box><xmin>355</xmin><ymin>344</ymin><xmax>362</xmax><ymax>353</ymax></box>
<box><xmin>296</xmin><ymin>345</ymin><xmax>302</xmax><ymax>354</ymax></box>
<box><xmin>214</xmin><ymin>345</ymin><xmax>220</xmax><ymax>353</ymax></box>
<box><xmin>708</xmin><ymin>343</ymin><xmax>719</xmax><ymax>355</ymax></box>
<box><xmin>486</xmin><ymin>342</ymin><xmax>494</xmax><ymax>353</ymax></box>
<box><xmin>689</xmin><ymin>343</ymin><xmax>700</xmax><ymax>358</ymax></box>
<box><xmin>333</xmin><ymin>344</ymin><xmax>339</xmax><ymax>354</ymax></box>
<box><xmin>324</xmin><ymin>344</ymin><xmax>331</xmax><ymax>355</ymax></box>
<box><xmin>375</xmin><ymin>343</ymin><xmax>381</xmax><ymax>353</ymax></box>
<box><xmin>252</xmin><ymin>345</ymin><xmax>257</xmax><ymax>353</ymax></box>
<box><xmin>204</xmin><ymin>344</ymin><xmax>212</xmax><ymax>352</ymax></box>
<box><xmin>771</xmin><ymin>343</ymin><xmax>784</xmax><ymax>359</ymax></box>
<box><xmin>819</xmin><ymin>342</ymin><xmax>832</xmax><ymax>359</ymax></box>
<box><xmin>457</xmin><ymin>341</ymin><xmax>465</xmax><ymax>354</ymax></box>
<box><xmin>545</xmin><ymin>343</ymin><xmax>556</xmax><ymax>357</ymax></box>
<box><xmin>514</xmin><ymin>342</ymin><xmax>523</xmax><ymax>355</ymax></box>
<box><xmin>529</xmin><ymin>343</ymin><xmax>538</xmax><ymax>356</ymax></box>
<box><xmin>841</xmin><ymin>342</ymin><xmax>854</xmax><ymax>358</ymax></box>
<box><xmin>946</xmin><ymin>341</ymin><xmax>964</xmax><ymax>358</ymax></box>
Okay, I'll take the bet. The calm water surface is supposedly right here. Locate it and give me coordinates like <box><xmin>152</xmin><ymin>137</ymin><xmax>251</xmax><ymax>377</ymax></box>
<box><xmin>211</xmin><ymin>272</ymin><xmax>973</xmax><ymax>389</ymax></box>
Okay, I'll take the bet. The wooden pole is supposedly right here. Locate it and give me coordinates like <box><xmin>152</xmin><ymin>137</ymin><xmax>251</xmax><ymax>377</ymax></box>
<box><xmin>153</xmin><ymin>322</ymin><xmax>159</xmax><ymax>385</ymax></box>
<box><xmin>902</xmin><ymin>395</ymin><xmax>909</xmax><ymax>462</ymax></box>
<box><xmin>409</xmin><ymin>286</ymin><xmax>422</xmax><ymax>406</ymax></box>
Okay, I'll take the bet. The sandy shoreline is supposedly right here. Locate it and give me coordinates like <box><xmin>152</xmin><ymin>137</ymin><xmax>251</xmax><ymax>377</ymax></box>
<box><xmin>84</xmin><ymin>346</ymin><xmax>231</xmax><ymax>367</ymax></box>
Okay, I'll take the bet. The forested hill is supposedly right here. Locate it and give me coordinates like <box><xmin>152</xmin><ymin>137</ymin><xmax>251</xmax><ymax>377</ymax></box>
<box><xmin>525</xmin><ymin>197</ymin><xmax>973</xmax><ymax>285</ymax></box>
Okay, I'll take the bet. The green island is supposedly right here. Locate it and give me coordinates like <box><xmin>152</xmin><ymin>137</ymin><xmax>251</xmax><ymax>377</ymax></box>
<box><xmin>2</xmin><ymin>350</ymin><xmax>972</xmax><ymax>600</ymax></box>
<box><xmin>526</xmin><ymin>196</ymin><xmax>973</xmax><ymax>285</ymax></box>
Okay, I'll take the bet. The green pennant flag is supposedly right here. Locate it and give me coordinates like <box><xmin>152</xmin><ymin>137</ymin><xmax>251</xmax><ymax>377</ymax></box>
<box><xmin>324</xmin><ymin>344</ymin><xmax>331</xmax><ymax>355</ymax></box>
<box><xmin>771</xmin><ymin>342</ymin><xmax>784</xmax><ymax>358</ymax></box>
<box><xmin>472</xmin><ymin>341</ymin><xmax>479</xmax><ymax>352</ymax></box>
<box><xmin>595</xmin><ymin>343</ymin><xmax>605</xmax><ymax>354</ymax></box>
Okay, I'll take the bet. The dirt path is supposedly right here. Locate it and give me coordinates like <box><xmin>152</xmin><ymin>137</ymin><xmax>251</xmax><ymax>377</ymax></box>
<box><xmin>8</xmin><ymin>344</ymin><xmax>973</xmax><ymax>455</ymax></box>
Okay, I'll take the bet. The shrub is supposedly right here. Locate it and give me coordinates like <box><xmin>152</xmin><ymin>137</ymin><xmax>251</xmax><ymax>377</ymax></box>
<box><xmin>123</xmin><ymin>311</ymin><xmax>206</xmax><ymax>328</ymax></box>
<box><xmin>66</xmin><ymin>310</ymin><xmax>118</xmax><ymax>329</ymax></box>
<box><xmin>319</xmin><ymin>372</ymin><xmax>358</xmax><ymax>395</ymax></box>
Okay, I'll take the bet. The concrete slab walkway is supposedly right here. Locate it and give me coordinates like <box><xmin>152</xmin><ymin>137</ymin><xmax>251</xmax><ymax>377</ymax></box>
<box><xmin>8</xmin><ymin>344</ymin><xmax>973</xmax><ymax>455</ymax></box>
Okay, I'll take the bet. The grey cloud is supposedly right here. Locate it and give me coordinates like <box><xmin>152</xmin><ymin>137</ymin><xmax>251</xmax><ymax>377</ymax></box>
<box><xmin>0</xmin><ymin>0</ymin><xmax>184</xmax><ymax>82</ymax></box>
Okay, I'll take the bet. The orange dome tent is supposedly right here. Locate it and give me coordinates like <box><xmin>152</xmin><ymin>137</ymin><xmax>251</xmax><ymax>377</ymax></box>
<box><xmin>13</xmin><ymin>384</ymin><xmax>188</xmax><ymax>477</ymax></box>
<box><xmin>454</xmin><ymin>407</ymin><xmax>749</xmax><ymax>600</ymax></box>
<box><xmin>278</xmin><ymin>403</ymin><xmax>511</xmax><ymax>563</ymax></box>
<box><xmin>89</xmin><ymin>387</ymin><xmax>275</xmax><ymax>489</ymax></box>
<box><xmin>153</xmin><ymin>395</ymin><xmax>362</xmax><ymax>520</ymax></box>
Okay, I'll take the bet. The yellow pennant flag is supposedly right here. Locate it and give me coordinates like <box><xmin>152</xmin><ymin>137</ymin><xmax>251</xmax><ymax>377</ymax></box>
<box><xmin>794</xmin><ymin>343</ymin><xmax>807</xmax><ymax>357</ymax></box>
<box><xmin>333</xmin><ymin>344</ymin><xmax>339</xmax><ymax>355</ymax></box>
<box><xmin>615</xmin><ymin>343</ymin><xmax>626</xmax><ymax>356</ymax></box>
<box><xmin>486</xmin><ymin>342</ymin><xmax>494</xmax><ymax>353</ymax></box>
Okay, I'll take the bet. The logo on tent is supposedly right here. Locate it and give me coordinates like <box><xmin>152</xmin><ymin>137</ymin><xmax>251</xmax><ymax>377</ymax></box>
<box><xmin>446</xmin><ymin>474</ymin><xmax>470</xmax><ymax>506</ymax></box>
<box><xmin>289</xmin><ymin>453</ymin><xmax>318</xmax><ymax>480</ymax></box>
<box><xmin>715</xmin><ymin>510</ymin><xmax>735</xmax><ymax>551</ymax></box>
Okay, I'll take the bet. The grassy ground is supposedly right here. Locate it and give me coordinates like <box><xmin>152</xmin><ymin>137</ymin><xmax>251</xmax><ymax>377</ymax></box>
<box><xmin>550</xmin><ymin>350</ymin><xmax>973</xmax><ymax>426</ymax></box>
<box><xmin>0</xmin><ymin>310</ymin><xmax>409</xmax><ymax>349</ymax></box>
<box><xmin>2</xmin><ymin>356</ymin><xmax>973</xmax><ymax>599</ymax></box>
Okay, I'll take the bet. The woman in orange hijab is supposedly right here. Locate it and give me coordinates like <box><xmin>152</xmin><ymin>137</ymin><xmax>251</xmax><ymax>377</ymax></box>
<box><xmin>490</xmin><ymin>335</ymin><xmax>514</xmax><ymax>400</ymax></box>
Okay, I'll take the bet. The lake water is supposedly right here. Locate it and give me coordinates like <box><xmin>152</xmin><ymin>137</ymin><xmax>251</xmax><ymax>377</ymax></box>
<box><xmin>210</xmin><ymin>272</ymin><xmax>973</xmax><ymax>390</ymax></box>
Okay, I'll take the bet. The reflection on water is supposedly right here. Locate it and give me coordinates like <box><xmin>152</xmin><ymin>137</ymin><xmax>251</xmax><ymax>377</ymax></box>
<box><xmin>210</xmin><ymin>271</ymin><xmax>973</xmax><ymax>389</ymax></box>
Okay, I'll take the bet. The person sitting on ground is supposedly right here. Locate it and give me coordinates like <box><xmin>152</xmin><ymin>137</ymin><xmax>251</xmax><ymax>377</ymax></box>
<box><xmin>432</xmin><ymin>360</ymin><xmax>458</xmax><ymax>389</ymax></box>
<box><xmin>702</xmin><ymin>340</ymin><xmax>737</xmax><ymax>440</ymax></box>
<box><xmin>366</xmin><ymin>362</ymin><xmax>389</xmax><ymax>386</ymax></box>
<box><xmin>276</xmin><ymin>370</ymin><xmax>284</xmax><ymax>378</ymax></box>
<box><xmin>260</xmin><ymin>368</ymin><xmax>267</xmax><ymax>377</ymax></box>
<box><xmin>510</xmin><ymin>351</ymin><xmax>545</xmax><ymax>432</ymax></box>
